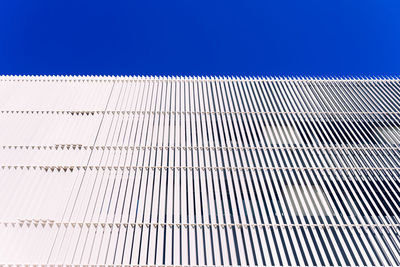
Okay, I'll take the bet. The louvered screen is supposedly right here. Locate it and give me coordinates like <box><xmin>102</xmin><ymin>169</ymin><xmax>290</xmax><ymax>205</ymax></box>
<box><xmin>0</xmin><ymin>76</ymin><xmax>399</xmax><ymax>266</ymax></box>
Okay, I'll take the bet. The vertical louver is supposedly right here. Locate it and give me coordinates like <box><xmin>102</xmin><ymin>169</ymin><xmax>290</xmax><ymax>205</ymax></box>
<box><xmin>0</xmin><ymin>76</ymin><xmax>399</xmax><ymax>266</ymax></box>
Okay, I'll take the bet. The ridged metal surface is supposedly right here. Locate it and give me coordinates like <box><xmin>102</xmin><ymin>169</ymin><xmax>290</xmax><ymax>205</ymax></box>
<box><xmin>0</xmin><ymin>76</ymin><xmax>399</xmax><ymax>266</ymax></box>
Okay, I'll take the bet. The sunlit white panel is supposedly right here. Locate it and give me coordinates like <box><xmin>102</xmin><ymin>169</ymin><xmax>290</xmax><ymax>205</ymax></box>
<box><xmin>0</xmin><ymin>76</ymin><xmax>399</xmax><ymax>266</ymax></box>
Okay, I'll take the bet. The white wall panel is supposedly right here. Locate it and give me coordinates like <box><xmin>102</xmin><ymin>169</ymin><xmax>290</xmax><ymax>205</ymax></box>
<box><xmin>0</xmin><ymin>76</ymin><xmax>400</xmax><ymax>266</ymax></box>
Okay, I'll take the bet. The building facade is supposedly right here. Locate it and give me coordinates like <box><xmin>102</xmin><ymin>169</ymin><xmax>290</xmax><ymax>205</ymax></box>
<box><xmin>0</xmin><ymin>75</ymin><xmax>399</xmax><ymax>266</ymax></box>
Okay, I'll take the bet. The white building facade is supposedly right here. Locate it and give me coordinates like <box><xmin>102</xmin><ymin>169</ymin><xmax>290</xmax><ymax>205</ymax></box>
<box><xmin>0</xmin><ymin>75</ymin><xmax>399</xmax><ymax>266</ymax></box>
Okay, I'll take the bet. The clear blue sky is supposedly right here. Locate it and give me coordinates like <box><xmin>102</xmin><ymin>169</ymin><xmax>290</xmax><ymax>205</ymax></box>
<box><xmin>1</xmin><ymin>0</ymin><xmax>399</xmax><ymax>76</ymax></box>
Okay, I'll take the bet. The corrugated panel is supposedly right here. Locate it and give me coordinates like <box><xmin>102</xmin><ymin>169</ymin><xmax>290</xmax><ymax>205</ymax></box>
<box><xmin>0</xmin><ymin>75</ymin><xmax>399</xmax><ymax>266</ymax></box>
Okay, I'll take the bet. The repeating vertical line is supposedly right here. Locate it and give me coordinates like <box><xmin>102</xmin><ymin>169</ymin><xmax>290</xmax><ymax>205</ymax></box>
<box><xmin>0</xmin><ymin>77</ymin><xmax>399</xmax><ymax>266</ymax></box>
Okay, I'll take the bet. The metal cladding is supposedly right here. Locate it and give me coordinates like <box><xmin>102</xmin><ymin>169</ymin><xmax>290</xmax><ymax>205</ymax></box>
<box><xmin>0</xmin><ymin>75</ymin><xmax>400</xmax><ymax>266</ymax></box>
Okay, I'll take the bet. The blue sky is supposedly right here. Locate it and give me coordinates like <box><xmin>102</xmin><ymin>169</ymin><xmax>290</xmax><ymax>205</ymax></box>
<box><xmin>0</xmin><ymin>0</ymin><xmax>399</xmax><ymax>76</ymax></box>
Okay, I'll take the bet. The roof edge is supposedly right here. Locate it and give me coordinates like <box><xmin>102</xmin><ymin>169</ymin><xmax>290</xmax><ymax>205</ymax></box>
<box><xmin>0</xmin><ymin>75</ymin><xmax>399</xmax><ymax>82</ymax></box>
